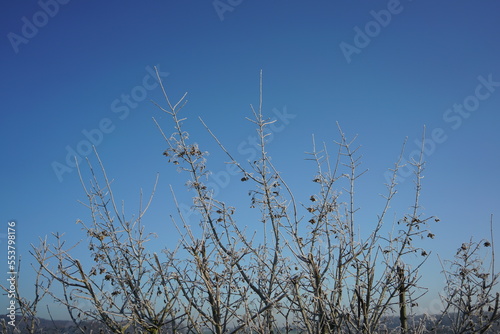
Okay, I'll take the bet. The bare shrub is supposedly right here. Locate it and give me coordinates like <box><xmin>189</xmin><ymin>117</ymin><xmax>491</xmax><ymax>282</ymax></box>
<box><xmin>15</xmin><ymin>70</ymin><xmax>497</xmax><ymax>334</ymax></box>
<box><xmin>432</xmin><ymin>216</ymin><xmax>499</xmax><ymax>333</ymax></box>
<box><xmin>30</xmin><ymin>152</ymin><xmax>182</xmax><ymax>333</ymax></box>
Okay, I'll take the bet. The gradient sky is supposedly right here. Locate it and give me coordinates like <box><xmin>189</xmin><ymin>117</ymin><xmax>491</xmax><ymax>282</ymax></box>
<box><xmin>1</xmin><ymin>0</ymin><xmax>500</xmax><ymax>319</ymax></box>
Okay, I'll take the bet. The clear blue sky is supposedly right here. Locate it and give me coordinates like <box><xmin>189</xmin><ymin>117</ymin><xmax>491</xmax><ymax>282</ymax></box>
<box><xmin>1</xmin><ymin>0</ymin><xmax>500</xmax><ymax>319</ymax></box>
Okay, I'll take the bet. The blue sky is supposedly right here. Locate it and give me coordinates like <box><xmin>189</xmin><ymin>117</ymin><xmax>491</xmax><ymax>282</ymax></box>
<box><xmin>1</xmin><ymin>0</ymin><xmax>500</xmax><ymax>319</ymax></box>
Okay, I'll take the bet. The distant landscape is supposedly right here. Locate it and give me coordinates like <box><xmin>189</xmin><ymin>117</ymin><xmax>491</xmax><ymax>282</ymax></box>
<box><xmin>3</xmin><ymin>314</ymin><xmax>500</xmax><ymax>333</ymax></box>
